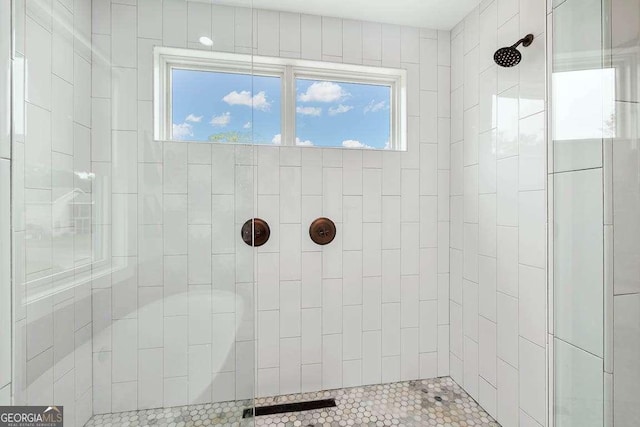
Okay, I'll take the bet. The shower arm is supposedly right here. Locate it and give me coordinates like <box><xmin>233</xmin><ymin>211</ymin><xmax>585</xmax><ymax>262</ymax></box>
<box><xmin>511</xmin><ymin>34</ymin><xmax>534</xmax><ymax>49</ymax></box>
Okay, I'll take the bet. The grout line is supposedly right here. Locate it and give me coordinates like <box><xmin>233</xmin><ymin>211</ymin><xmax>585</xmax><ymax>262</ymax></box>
<box><xmin>551</xmin><ymin>166</ymin><xmax>603</xmax><ymax>175</ymax></box>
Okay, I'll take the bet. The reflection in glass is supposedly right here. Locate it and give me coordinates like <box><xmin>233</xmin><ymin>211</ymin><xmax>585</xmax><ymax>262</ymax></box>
<box><xmin>552</xmin><ymin>68</ymin><xmax>616</xmax><ymax>141</ymax></box>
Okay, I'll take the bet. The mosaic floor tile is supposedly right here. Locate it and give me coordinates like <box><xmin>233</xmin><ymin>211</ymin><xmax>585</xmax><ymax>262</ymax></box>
<box><xmin>85</xmin><ymin>377</ymin><xmax>499</xmax><ymax>426</ymax></box>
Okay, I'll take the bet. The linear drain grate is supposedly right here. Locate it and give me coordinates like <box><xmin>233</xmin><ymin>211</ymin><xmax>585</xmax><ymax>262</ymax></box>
<box><xmin>242</xmin><ymin>398</ymin><xmax>337</xmax><ymax>418</ymax></box>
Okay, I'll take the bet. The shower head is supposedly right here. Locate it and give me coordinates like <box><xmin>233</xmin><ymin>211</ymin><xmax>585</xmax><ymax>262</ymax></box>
<box><xmin>493</xmin><ymin>34</ymin><xmax>534</xmax><ymax>68</ymax></box>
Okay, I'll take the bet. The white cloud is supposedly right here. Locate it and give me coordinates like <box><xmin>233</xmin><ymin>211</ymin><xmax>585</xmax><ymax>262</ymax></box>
<box><xmin>172</xmin><ymin>122</ymin><xmax>193</xmax><ymax>140</ymax></box>
<box><xmin>296</xmin><ymin>137</ymin><xmax>314</xmax><ymax>146</ymax></box>
<box><xmin>296</xmin><ymin>106</ymin><xmax>322</xmax><ymax>116</ymax></box>
<box><xmin>364</xmin><ymin>99</ymin><xmax>388</xmax><ymax>114</ymax></box>
<box><xmin>271</xmin><ymin>134</ymin><xmax>314</xmax><ymax>146</ymax></box>
<box><xmin>223</xmin><ymin>90</ymin><xmax>271</xmax><ymax>111</ymax></box>
<box><xmin>185</xmin><ymin>114</ymin><xmax>202</xmax><ymax>123</ymax></box>
<box><xmin>298</xmin><ymin>81</ymin><xmax>348</xmax><ymax>103</ymax></box>
<box><xmin>328</xmin><ymin>104</ymin><xmax>354</xmax><ymax>116</ymax></box>
<box><xmin>210</xmin><ymin>112</ymin><xmax>231</xmax><ymax>127</ymax></box>
<box><xmin>342</xmin><ymin>139</ymin><xmax>373</xmax><ymax>149</ymax></box>
<box><xmin>243</xmin><ymin>121</ymin><xmax>252</xmax><ymax>129</ymax></box>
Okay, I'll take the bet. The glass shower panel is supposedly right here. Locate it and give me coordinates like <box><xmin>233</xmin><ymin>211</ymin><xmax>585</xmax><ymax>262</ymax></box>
<box><xmin>10</xmin><ymin>0</ymin><xmax>96</xmax><ymax>418</ymax></box>
<box><xmin>552</xmin><ymin>0</ymin><xmax>608</xmax><ymax>425</ymax></box>
<box><xmin>553</xmin><ymin>0</ymin><xmax>640</xmax><ymax>424</ymax></box>
<box><xmin>11</xmin><ymin>0</ymin><xmax>258</xmax><ymax>425</ymax></box>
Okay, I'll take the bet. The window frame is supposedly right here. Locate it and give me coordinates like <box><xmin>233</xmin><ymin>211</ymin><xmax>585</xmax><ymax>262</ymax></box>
<box><xmin>154</xmin><ymin>46</ymin><xmax>408</xmax><ymax>150</ymax></box>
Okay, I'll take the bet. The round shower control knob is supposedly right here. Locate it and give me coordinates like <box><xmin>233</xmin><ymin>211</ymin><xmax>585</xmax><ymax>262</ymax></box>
<box><xmin>309</xmin><ymin>218</ymin><xmax>337</xmax><ymax>245</ymax></box>
<box><xmin>241</xmin><ymin>218</ymin><xmax>271</xmax><ymax>247</ymax></box>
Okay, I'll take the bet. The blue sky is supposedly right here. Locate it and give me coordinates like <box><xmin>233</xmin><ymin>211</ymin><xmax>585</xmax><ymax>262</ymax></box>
<box><xmin>172</xmin><ymin>68</ymin><xmax>391</xmax><ymax>149</ymax></box>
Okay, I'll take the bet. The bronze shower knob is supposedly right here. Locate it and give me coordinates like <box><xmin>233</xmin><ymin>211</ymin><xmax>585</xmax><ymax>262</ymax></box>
<box><xmin>309</xmin><ymin>217</ymin><xmax>336</xmax><ymax>245</ymax></box>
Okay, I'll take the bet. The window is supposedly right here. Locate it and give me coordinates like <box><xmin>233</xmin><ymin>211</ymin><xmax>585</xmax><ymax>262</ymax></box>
<box><xmin>295</xmin><ymin>79</ymin><xmax>392</xmax><ymax>149</ymax></box>
<box><xmin>171</xmin><ymin>69</ymin><xmax>281</xmax><ymax>144</ymax></box>
<box><xmin>155</xmin><ymin>47</ymin><xmax>407</xmax><ymax>150</ymax></box>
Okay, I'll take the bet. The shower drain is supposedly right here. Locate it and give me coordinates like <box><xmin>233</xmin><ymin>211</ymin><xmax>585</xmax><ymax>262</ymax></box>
<box><xmin>242</xmin><ymin>398</ymin><xmax>337</xmax><ymax>418</ymax></box>
<box><xmin>420</xmin><ymin>388</ymin><xmax>444</xmax><ymax>402</ymax></box>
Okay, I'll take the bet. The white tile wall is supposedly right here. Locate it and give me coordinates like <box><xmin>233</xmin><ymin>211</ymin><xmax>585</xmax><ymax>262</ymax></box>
<box><xmin>0</xmin><ymin>0</ymin><xmax>10</xmax><ymax>160</ymax></box>
<box><xmin>0</xmin><ymin>159</ymin><xmax>10</xmax><ymax>400</ymax></box>
<box><xmin>608</xmin><ymin>1</ymin><xmax>640</xmax><ymax>424</ymax></box>
<box><xmin>554</xmin><ymin>338</ymin><xmax>603</xmax><ymax>426</ymax></box>
<box><xmin>554</xmin><ymin>169</ymin><xmax>603</xmax><ymax>357</ymax></box>
<box><xmin>613</xmin><ymin>294</ymin><xmax>640</xmax><ymax>424</ymax></box>
<box><xmin>85</xmin><ymin>1</ymin><xmax>451</xmax><ymax>413</ymax></box>
<box><xmin>11</xmin><ymin>0</ymin><xmax>94</xmax><ymax>424</ymax></box>
<box><xmin>451</xmin><ymin>2</ymin><xmax>547</xmax><ymax>426</ymax></box>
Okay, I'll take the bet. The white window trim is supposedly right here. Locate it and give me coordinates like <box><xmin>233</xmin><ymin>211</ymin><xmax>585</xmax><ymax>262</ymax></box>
<box><xmin>154</xmin><ymin>46</ymin><xmax>408</xmax><ymax>150</ymax></box>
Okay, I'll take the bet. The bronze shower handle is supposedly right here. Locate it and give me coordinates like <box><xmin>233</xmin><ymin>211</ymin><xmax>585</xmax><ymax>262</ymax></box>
<box><xmin>309</xmin><ymin>217</ymin><xmax>336</xmax><ymax>245</ymax></box>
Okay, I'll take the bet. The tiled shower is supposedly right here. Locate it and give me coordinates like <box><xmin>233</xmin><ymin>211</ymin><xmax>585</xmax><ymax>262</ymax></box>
<box><xmin>0</xmin><ymin>0</ymin><xmax>638</xmax><ymax>426</ymax></box>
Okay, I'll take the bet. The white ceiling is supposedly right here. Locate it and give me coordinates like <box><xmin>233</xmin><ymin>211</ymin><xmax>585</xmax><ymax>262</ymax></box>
<box><xmin>212</xmin><ymin>0</ymin><xmax>480</xmax><ymax>30</ymax></box>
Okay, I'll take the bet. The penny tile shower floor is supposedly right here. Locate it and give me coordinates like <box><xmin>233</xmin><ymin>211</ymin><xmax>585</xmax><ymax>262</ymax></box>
<box><xmin>86</xmin><ymin>377</ymin><xmax>499</xmax><ymax>426</ymax></box>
